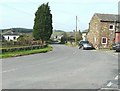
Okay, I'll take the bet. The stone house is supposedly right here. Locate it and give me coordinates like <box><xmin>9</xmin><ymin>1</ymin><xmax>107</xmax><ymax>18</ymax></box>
<box><xmin>87</xmin><ymin>13</ymin><xmax>118</xmax><ymax>49</ymax></box>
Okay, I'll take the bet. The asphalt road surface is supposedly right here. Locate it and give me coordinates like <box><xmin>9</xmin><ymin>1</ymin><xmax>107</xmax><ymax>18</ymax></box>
<box><xmin>2</xmin><ymin>44</ymin><xmax>118</xmax><ymax>89</ymax></box>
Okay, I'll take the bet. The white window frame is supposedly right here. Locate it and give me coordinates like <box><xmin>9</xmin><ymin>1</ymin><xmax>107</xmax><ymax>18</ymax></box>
<box><xmin>94</xmin><ymin>37</ymin><xmax>97</xmax><ymax>43</ymax></box>
<box><xmin>101</xmin><ymin>37</ymin><xmax>107</xmax><ymax>44</ymax></box>
<box><xmin>109</xmin><ymin>24</ymin><xmax>115</xmax><ymax>30</ymax></box>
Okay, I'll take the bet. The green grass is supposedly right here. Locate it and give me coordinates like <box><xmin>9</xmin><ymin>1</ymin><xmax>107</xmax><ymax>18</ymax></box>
<box><xmin>65</xmin><ymin>42</ymin><xmax>78</xmax><ymax>47</ymax></box>
<box><xmin>0</xmin><ymin>45</ymin><xmax>53</xmax><ymax>58</ymax></box>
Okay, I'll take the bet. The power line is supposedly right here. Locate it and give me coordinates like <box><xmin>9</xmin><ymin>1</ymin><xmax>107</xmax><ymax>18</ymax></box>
<box><xmin>1</xmin><ymin>2</ymin><xmax>80</xmax><ymax>31</ymax></box>
<box><xmin>0</xmin><ymin>4</ymin><xmax>34</xmax><ymax>16</ymax></box>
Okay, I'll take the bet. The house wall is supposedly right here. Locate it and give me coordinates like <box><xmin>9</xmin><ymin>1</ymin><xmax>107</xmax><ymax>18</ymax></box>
<box><xmin>87</xmin><ymin>14</ymin><xmax>101</xmax><ymax>48</ymax></box>
<box><xmin>115</xmin><ymin>32</ymin><xmax>120</xmax><ymax>43</ymax></box>
<box><xmin>4</xmin><ymin>35</ymin><xmax>19</xmax><ymax>41</ymax></box>
<box><xmin>82</xmin><ymin>33</ymin><xmax>87</xmax><ymax>41</ymax></box>
<box><xmin>101</xmin><ymin>22</ymin><xmax>115</xmax><ymax>47</ymax></box>
<box><xmin>87</xmin><ymin>14</ymin><xmax>115</xmax><ymax>49</ymax></box>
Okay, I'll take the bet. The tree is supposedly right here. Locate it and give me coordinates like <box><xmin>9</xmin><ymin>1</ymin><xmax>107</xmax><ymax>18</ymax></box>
<box><xmin>60</xmin><ymin>32</ymin><xmax>67</xmax><ymax>44</ymax></box>
<box><xmin>76</xmin><ymin>30</ymin><xmax>82</xmax><ymax>41</ymax></box>
<box><xmin>17</xmin><ymin>35</ymin><xmax>32</xmax><ymax>45</ymax></box>
<box><xmin>33</xmin><ymin>2</ymin><xmax>53</xmax><ymax>44</ymax></box>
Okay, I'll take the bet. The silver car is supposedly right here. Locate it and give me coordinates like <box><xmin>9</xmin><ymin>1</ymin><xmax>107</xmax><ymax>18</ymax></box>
<box><xmin>79</xmin><ymin>41</ymin><xmax>94</xmax><ymax>50</ymax></box>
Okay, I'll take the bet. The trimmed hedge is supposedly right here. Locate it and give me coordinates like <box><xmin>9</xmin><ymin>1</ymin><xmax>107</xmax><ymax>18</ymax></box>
<box><xmin>1</xmin><ymin>45</ymin><xmax>48</xmax><ymax>53</ymax></box>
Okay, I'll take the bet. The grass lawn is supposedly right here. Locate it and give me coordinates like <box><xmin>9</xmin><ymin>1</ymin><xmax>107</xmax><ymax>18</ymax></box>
<box><xmin>0</xmin><ymin>45</ymin><xmax>53</xmax><ymax>58</ymax></box>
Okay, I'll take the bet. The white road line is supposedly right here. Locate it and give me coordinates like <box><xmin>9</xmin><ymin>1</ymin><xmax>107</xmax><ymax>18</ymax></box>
<box><xmin>107</xmin><ymin>81</ymin><xmax>113</xmax><ymax>87</ymax></box>
<box><xmin>101</xmin><ymin>88</ymin><xmax>119</xmax><ymax>90</ymax></box>
<box><xmin>115</xmin><ymin>75</ymin><xmax>118</xmax><ymax>80</ymax></box>
<box><xmin>113</xmin><ymin>53</ymin><xmax>118</xmax><ymax>55</ymax></box>
<box><xmin>2</xmin><ymin>68</ymin><xmax>18</xmax><ymax>73</ymax></box>
<box><xmin>105</xmin><ymin>74</ymin><xmax>119</xmax><ymax>88</ymax></box>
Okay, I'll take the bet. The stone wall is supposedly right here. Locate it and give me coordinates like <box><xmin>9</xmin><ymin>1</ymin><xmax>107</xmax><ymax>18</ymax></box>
<box><xmin>87</xmin><ymin>14</ymin><xmax>115</xmax><ymax>49</ymax></box>
<box><xmin>87</xmin><ymin>14</ymin><xmax>101</xmax><ymax>49</ymax></box>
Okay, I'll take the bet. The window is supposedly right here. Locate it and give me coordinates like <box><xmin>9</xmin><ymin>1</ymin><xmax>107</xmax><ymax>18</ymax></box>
<box><xmin>8</xmin><ymin>36</ymin><xmax>9</xmax><ymax>40</ymax></box>
<box><xmin>101</xmin><ymin>37</ymin><xmax>107</xmax><ymax>44</ymax></box>
<box><xmin>94</xmin><ymin>37</ymin><xmax>97</xmax><ymax>43</ymax></box>
<box><xmin>109</xmin><ymin>24</ymin><xmax>114</xmax><ymax>30</ymax></box>
<box><xmin>13</xmin><ymin>37</ymin><xmax>16</xmax><ymax>40</ymax></box>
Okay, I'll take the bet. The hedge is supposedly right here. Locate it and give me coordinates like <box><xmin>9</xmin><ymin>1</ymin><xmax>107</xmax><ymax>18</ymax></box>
<box><xmin>1</xmin><ymin>45</ymin><xmax>48</xmax><ymax>54</ymax></box>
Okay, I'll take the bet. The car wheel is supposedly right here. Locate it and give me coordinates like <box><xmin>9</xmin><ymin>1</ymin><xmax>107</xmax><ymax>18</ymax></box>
<box><xmin>81</xmin><ymin>46</ymin><xmax>84</xmax><ymax>50</ymax></box>
<box><xmin>79</xmin><ymin>45</ymin><xmax>82</xmax><ymax>49</ymax></box>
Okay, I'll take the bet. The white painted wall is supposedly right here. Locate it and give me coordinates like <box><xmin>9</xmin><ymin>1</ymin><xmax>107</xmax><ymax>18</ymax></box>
<box><xmin>82</xmin><ymin>33</ymin><xmax>87</xmax><ymax>41</ymax></box>
<box><xmin>3</xmin><ymin>35</ymin><xmax>19</xmax><ymax>41</ymax></box>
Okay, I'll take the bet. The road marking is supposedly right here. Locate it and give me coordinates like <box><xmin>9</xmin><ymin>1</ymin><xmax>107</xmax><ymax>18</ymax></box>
<box><xmin>104</xmin><ymin>74</ymin><xmax>119</xmax><ymax>88</ymax></box>
<box><xmin>115</xmin><ymin>75</ymin><xmax>118</xmax><ymax>80</ymax></box>
<box><xmin>100</xmin><ymin>88</ymin><xmax>119</xmax><ymax>90</ymax></box>
<box><xmin>2</xmin><ymin>68</ymin><xmax>18</xmax><ymax>73</ymax></box>
<box><xmin>107</xmin><ymin>81</ymin><xmax>113</xmax><ymax>87</ymax></box>
<box><xmin>113</xmin><ymin>53</ymin><xmax>118</xmax><ymax>56</ymax></box>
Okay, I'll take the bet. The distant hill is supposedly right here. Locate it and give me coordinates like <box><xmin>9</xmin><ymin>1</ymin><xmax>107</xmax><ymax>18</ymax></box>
<box><xmin>0</xmin><ymin>28</ymin><xmax>33</xmax><ymax>34</ymax></box>
<box><xmin>54</xmin><ymin>30</ymin><xmax>65</xmax><ymax>32</ymax></box>
<box><xmin>52</xmin><ymin>30</ymin><xmax>65</xmax><ymax>35</ymax></box>
<box><xmin>12</xmin><ymin>28</ymin><xmax>33</xmax><ymax>33</ymax></box>
<box><xmin>0</xmin><ymin>28</ymin><xmax>68</xmax><ymax>37</ymax></box>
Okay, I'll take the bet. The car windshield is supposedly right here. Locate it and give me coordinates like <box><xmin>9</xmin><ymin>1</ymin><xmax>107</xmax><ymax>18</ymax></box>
<box><xmin>82</xmin><ymin>41</ymin><xmax>89</xmax><ymax>44</ymax></box>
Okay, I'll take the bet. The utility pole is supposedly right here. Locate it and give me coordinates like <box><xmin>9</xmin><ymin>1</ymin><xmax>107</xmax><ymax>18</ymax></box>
<box><xmin>75</xmin><ymin>16</ymin><xmax>77</xmax><ymax>45</ymax></box>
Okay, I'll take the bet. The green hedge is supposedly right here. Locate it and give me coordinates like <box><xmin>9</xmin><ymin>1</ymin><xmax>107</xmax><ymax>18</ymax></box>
<box><xmin>1</xmin><ymin>45</ymin><xmax>48</xmax><ymax>53</ymax></box>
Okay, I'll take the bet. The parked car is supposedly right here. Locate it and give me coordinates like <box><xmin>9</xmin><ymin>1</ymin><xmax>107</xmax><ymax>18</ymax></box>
<box><xmin>112</xmin><ymin>43</ymin><xmax>116</xmax><ymax>50</ymax></box>
<box><xmin>79</xmin><ymin>40</ymin><xmax>94</xmax><ymax>50</ymax></box>
<box><xmin>116</xmin><ymin>42</ymin><xmax>120</xmax><ymax>52</ymax></box>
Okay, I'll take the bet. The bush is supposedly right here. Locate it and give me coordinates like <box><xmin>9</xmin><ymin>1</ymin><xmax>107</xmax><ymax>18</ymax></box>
<box><xmin>1</xmin><ymin>45</ymin><xmax>47</xmax><ymax>53</ymax></box>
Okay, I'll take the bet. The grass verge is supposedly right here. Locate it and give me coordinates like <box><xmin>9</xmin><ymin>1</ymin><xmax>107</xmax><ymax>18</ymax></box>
<box><xmin>65</xmin><ymin>42</ymin><xmax>78</xmax><ymax>47</ymax></box>
<box><xmin>0</xmin><ymin>45</ymin><xmax>53</xmax><ymax>59</ymax></box>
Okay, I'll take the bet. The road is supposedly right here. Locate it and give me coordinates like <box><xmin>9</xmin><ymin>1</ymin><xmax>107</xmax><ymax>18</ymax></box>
<box><xmin>2</xmin><ymin>44</ymin><xmax>118</xmax><ymax>89</ymax></box>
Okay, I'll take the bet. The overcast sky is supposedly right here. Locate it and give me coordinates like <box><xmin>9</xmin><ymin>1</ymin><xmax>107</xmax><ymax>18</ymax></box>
<box><xmin>0</xmin><ymin>0</ymin><xmax>119</xmax><ymax>31</ymax></box>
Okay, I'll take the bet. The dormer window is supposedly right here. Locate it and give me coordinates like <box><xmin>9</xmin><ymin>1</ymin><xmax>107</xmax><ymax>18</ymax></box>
<box><xmin>109</xmin><ymin>24</ymin><xmax>115</xmax><ymax>30</ymax></box>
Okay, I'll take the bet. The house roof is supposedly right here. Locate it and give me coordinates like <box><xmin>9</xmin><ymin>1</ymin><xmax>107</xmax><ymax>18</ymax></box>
<box><xmin>3</xmin><ymin>33</ymin><xmax>20</xmax><ymax>36</ymax></box>
<box><xmin>2</xmin><ymin>29</ymin><xmax>20</xmax><ymax>36</ymax></box>
<box><xmin>95</xmin><ymin>13</ymin><xmax>118</xmax><ymax>22</ymax></box>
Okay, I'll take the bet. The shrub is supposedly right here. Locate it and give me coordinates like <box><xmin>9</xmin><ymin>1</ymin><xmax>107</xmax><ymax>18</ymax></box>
<box><xmin>1</xmin><ymin>45</ymin><xmax>47</xmax><ymax>53</ymax></box>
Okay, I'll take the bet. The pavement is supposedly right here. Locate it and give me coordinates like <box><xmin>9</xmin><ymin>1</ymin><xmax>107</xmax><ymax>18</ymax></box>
<box><xmin>1</xmin><ymin>44</ymin><xmax>119</xmax><ymax>89</ymax></box>
<box><xmin>89</xmin><ymin>49</ymin><xmax>120</xmax><ymax>91</ymax></box>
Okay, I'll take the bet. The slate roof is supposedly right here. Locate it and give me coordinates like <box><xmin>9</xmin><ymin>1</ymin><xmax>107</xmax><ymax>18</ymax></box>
<box><xmin>3</xmin><ymin>32</ymin><xmax>20</xmax><ymax>36</ymax></box>
<box><xmin>95</xmin><ymin>13</ymin><xmax>118</xmax><ymax>22</ymax></box>
<box><xmin>2</xmin><ymin>29</ymin><xmax>20</xmax><ymax>36</ymax></box>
